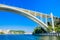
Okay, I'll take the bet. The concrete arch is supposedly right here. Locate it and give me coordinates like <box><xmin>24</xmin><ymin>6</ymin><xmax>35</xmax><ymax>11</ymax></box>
<box><xmin>0</xmin><ymin>4</ymin><xmax>48</xmax><ymax>32</ymax></box>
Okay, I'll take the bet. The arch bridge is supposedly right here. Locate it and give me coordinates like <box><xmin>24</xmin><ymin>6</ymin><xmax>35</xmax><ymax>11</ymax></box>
<box><xmin>0</xmin><ymin>4</ymin><xmax>56</xmax><ymax>33</ymax></box>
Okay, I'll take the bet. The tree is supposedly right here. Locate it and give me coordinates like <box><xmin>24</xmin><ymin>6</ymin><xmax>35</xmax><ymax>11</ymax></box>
<box><xmin>0</xmin><ymin>32</ymin><xmax>5</xmax><ymax>34</ymax></box>
<box><xmin>32</xmin><ymin>26</ymin><xmax>47</xmax><ymax>34</ymax></box>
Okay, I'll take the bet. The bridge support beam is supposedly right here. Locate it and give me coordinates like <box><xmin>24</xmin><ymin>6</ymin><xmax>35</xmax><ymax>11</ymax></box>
<box><xmin>40</xmin><ymin>14</ymin><xmax>43</xmax><ymax>21</ymax></box>
<box><xmin>51</xmin><ymin>13</ymin><xmax>55</xmax><ymax>33</ymax></box>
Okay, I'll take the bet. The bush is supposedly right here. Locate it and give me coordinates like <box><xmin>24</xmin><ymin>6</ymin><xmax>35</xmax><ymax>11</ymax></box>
<box><xmin>32</xmin><ymin>26</ymin><xmax>47</xmax><ymax>34</ymax></box>
<box><xmin>0</xmin><ymin>32</ymin><xmax>5</xmax><ymax>34</ymax></box>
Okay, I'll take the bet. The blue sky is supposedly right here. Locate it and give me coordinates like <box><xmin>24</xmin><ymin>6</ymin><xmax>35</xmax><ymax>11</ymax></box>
<box><xmin>0</xmin><ymin>0</ymin><xmax>60</xmax><ymax>32</ymax></box>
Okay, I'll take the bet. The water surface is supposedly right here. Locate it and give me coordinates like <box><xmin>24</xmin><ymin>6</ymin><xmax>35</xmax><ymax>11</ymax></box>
<box><xmin>0</xmin><ymin>34</ymin><xmax>60</xmax><ymax>40</ymax></box>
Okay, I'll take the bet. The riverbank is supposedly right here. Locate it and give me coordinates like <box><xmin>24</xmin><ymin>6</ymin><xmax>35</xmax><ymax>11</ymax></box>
<box><xmin>33</xmin><ymin>33</ymin><xmax>60</xmax><ymax>36</ymax></box>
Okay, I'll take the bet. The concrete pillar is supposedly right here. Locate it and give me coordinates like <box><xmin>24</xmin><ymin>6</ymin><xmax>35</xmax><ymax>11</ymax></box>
<box><xmin>50</xmin><ymin>12</ymin><xmax>55</xmax><ymax>33</ymax></box>
<box><xmin>40</xmin><ymin>14</ymin><xmax>43</xmax><ymax>21</ymax></box>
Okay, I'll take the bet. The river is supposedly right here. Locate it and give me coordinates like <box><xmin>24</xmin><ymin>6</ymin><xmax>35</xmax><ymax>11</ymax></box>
<box><xmin>0</xmin><ymin>34</ymin><xmax>60</xmax><ymax>40</ymax></box>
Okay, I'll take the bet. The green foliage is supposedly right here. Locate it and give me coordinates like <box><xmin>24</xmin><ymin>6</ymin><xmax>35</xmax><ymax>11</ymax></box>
<box><xmin>54</xmin><ymin>18</ymin><xmax>60</xmax><ymax>32</ymax></box>
<box><xmin>9</xmin><ymin>30</ymin><xmax>25</xmax><ymax>34</ymax></box>
<box><xmin>48</xmin><ymin>26</ymin><xmax>53</xmax><ymax>32</ymax></box>
<box><xmin>32</xmin><ymin>26</ymin><xmax>47</xmax><ymax>34</ymax></box>
<box><xmin>0</xmin><ymin>32</ymin><xmax>5</xmax><ymax>34</ymax></box>
<box><xmin>55</xmin><ymin>25</ymin><xmax>60</xmax><ymax>33</ymax></box>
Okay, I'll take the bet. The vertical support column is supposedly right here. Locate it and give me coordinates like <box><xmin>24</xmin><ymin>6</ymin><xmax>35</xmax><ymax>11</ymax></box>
<box><xmin>50</xmin><ymin>12</ymin><xmax>55</xmax><ymax>33</ymax></box>
<box><xmin>40</xmin><ymin>14</ymin><xmax>43</xmax><ymax>21</ymax></box>
<box><xmin>35</xmin><ymin>12</ymin><xmax>36</xmax><ymax>16</ymax></box>
<box><xmin>45</xmin><ymin>15</ymin><xmax>48</xmax><ymax>27</ymax></box>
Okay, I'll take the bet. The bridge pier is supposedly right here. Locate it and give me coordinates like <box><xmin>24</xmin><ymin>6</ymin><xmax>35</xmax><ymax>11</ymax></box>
<box><xmin>50</xmin><ymin>13</ymin><xmax>55</xmax><ymax>33</ymax></box>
